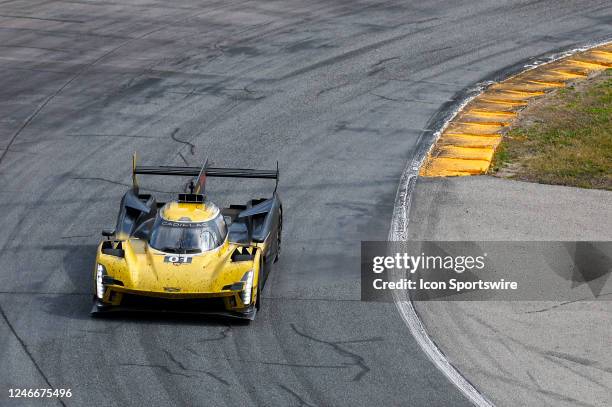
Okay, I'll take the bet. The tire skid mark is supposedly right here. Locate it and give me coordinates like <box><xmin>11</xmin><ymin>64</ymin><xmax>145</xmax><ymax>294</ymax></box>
<box><xmin>198</xmin><ymin>326</ymin><xmax>232</xmax><ymax>342</ymax></box>
<box><xmin>542</xmin><ymin>355</ymin><xmax>612</xmax><ymax>390</ymax></box>
<box><xmin>279</xmin><ymin>25</ymin><xmax>440</xmax><ymax>80</ymax></box>
<box><xmin>70</xmin><ymin>176</ymin><xmax>176</xmax><ymax>194</ymax></box>
<box><xmin>170</xmin><ymin>127</ymin><xmax>196</xmax><ymax>155</ymax></box>
<box><xmin>525</xmin><ymin>292</ymin><xmax>612</xmax><ymax>313</ymax></box>
<box><xmin>0</xmin><ymin>14</ymin><xmax>84</xmax><ymax>24</ymax></box>
<box><xmin>119</xmin><ymin>362</ymin><xmax>193</xmax><ymax>379</ymax></box>
<box><xmin>0</xmin><ymin>4</ymin><xmax>245</xmax><ymax>167</ymax></box>
<box><xmin>278</xmin><ymin>384</ymin><xmax>318</xmax><ymax>407</ymax></box>
<box><xmin>0</xmin><ymin>304</ymin><xmax>67</xmax><ymax>407</ymax></box>
<box><xmin>204</xmin><ymin>356</ymin><xmax>348</xmax><ymax>370</ymax></box>
<box><xmin>162</xmin><ymin>349</ymin><xmax>230</xmax><ymax>386</ymax></box>
<box><xmin>290</xmin><ymin>323</ymin><xmax>383</xmax><ymax>381</ymax></box>
<box><xmin>118</xmin><ymin>349</ymin><xmax>230</xmax><ymax>385</ymax></box>
<box><xmin>471</xmin><ymin>314</ymin><xmax>612</xmax><ymax>398</ymax></box>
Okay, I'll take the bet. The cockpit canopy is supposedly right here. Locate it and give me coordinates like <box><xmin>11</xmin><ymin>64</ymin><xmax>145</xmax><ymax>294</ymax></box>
<box><xmin>149</xmin><ymin>202</ymin><xmax>227</xmax><ymax>254</ymax></box>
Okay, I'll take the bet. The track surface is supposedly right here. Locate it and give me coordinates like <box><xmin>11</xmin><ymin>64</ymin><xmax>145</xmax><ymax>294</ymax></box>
<box><xmin>0</xmin><ymin>1</ymin><xmax>610</xmax><ymax>406</ymax></box>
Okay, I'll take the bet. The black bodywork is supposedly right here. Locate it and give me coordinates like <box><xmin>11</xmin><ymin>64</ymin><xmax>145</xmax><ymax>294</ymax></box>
<box><xmin>110</xmin><ymin>189</ymin><xmax>282</xmax><ymax>268</ymax></box>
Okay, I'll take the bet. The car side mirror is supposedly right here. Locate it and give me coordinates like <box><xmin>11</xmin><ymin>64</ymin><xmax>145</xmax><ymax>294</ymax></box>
<box><xmin>101</xmin><ymin>229</ymin><xmax>115</xmax><ymax>239</ymax></box>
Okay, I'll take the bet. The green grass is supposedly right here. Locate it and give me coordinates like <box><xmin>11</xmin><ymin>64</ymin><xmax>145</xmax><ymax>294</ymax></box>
<box><xmin>490</xmin><ymin>69</ymin><xmax>612</xmax><ymax>190</ymax></box>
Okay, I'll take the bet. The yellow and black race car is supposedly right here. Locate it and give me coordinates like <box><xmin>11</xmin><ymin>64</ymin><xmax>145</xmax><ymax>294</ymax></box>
<box><xmin>91</xmin><ymin>155</ymin><xmax>282</xmax><ymax>320</ymax></box>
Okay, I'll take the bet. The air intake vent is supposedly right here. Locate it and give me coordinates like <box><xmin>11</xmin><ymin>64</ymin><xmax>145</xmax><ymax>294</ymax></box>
<box><xmin>178</xmin><ymin>193</ymin><xmax>204</xmax><ymax>203</ymax></box>
<box><xmin>231</xmin><ymin>246</ymin><xmax>256</xmax><ymax>262</ymax></box>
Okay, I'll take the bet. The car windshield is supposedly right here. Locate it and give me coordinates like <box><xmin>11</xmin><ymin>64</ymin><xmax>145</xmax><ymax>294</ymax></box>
<box><xmin>149</xmin><ymin>215</ymin><xmax>227</xmax><ymax>254</ymax></box>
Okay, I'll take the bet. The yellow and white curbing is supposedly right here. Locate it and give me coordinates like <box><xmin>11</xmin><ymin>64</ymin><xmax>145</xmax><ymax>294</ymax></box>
<box><xmin>420</xmin><ymin>42</ymin><xmax>612</xmax><ymax>177</ymax></box>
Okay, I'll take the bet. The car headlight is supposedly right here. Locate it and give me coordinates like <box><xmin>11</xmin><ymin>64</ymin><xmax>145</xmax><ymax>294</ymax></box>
<box><xmin>241</xmin><ymin>270</ymin><xmax>254</xmax><ymax>306</ymax></box>
<box><xmin>96</xmin><ymin>264</ymin><xmax>106</xmax><ymax>299</ymax></box>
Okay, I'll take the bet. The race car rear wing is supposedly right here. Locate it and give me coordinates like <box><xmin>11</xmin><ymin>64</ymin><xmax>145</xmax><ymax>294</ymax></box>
<box><xmin>131</xmin><ymin>154</ymin><xmax>279</xmax><ymax>194</ymax></box>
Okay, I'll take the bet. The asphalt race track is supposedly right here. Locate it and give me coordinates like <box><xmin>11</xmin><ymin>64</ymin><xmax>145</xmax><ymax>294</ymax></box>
<box><xmin>0</xmin><ymin>1</ymin><xmax>610</xmax><ymax>406</ymax></box>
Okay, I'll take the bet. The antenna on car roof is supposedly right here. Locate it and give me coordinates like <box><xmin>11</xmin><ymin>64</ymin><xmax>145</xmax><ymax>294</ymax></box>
<box><xmin>193</xmin><ymin>157</ymin><xmax>209</xmax><ymax>195</ymax></box>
